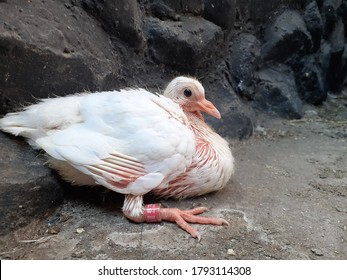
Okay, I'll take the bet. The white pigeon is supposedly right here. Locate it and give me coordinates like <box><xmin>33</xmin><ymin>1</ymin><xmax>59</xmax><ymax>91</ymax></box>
<box><xmin>0</xmin><ymin>76</ymin><xmax>234</xmax><ymax>240</ymax></box>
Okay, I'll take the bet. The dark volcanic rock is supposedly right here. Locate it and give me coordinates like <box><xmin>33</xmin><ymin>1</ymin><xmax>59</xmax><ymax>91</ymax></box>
<box><xmin>320</xmin><ymin>40</ymin><xmax>333</xmax><ymax>89</ymax></box>
<box><xmin>146</xmin><ymin>0</ymin><xmax>204</xmax><ymax>22</ymax></box>
<box><xmin>227</xmin><ymin>33</ymin><xmax>261</xmax><ymax>99</ymax></box>
<box><xmin>180</xmin><ymin>0</ymin><xmax>204</xmax><ymax>14</ymax></box>
<box><xmin>321</xmin><ymin>0</ymin><xmax>340</xmax><ymax>38</ymax></box>
<box><xmin>337</xmin><ymin>0</ymin><xmax>347</xmax><ymax>35</ymax></box>
<box><xmin>293</xmin><ymin>56</ymin><xmax>327</xmax><ymax>105</ymax></box>
<box><xmin>0</xmin><ymin>38</ymin><xmax>96</xmax><ymax>115</ymax></box>
<box><xmin>326</xmin><ymin>19</ymin><xmax>346</xmax><ymax>91</ymax></box>
<box><xmin>236</xmin><ymin>0</ymin><xmax>300</xmax><ymax>24</ymax></box>
<box><xmin>165</xmin><ymin>0</ymin><xmax>204</xmax><ymax>15</ymax></box>
<box><xmin>212</xmin><ymin>103</ymin><xmax>254</xmax><ymax>140</ymax></box>
<box><xmin>304</xmin><ymin>0</ymin><xmax>323</xmax><ymax>51</ymax></box>
<box><xmin>82</xmin><ymin>0</ymin><xmax>144</xmax><ymax>49</ymax></box>
<box><xmin>147</xmin><ymin>0</ymin><xmax>207</xmax><ymax>23</ymax></box>
<box><xmin>203</xmin><ymin>0</ymin><xmax>236</xmax><ymax>38</ymax></box>
<box><xmin>148</xmin><ymin>0</ymin><xmax>181</xmax><ymax>21</ymax></box>
<box><xmin>330</xmin><ymin>19</ymin><xmax>345</xmax><ymax>53</ymax></box>
<box><xmin>262</xmin><ymin>10</ymin><xmax>313</xmax><ymax>62</ymax></box>
<box><xmin>0</xmin><ymin>133</ymin><xmax>64</xmax><ymax>236</ymax></box>
<box><xmin>254</xmin><ymin>65</ymin><xmax>303</xmax><ymax>119</ymax></box>
<box><xmin>0</xmin><ymin>1</ymin><xmax>120</xmax><ymax>114</ymax></box>
<box><xmin>144</xmin><ymin>16</ymin><xmax>223</xmax><ymax>72</ymax></box>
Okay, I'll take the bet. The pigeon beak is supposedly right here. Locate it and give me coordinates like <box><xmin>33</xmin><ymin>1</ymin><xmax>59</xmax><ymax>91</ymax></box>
<box><xmin>196</xmin><ymin>98</ymin><xmax>221</xmax><ymax>119</ymax></box>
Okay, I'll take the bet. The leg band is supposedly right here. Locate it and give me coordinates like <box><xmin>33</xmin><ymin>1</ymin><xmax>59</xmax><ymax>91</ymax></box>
<box><xmin>144</xmin><ymin>204</ymin><xmax>161</xmax><ymax>222</ymax></box>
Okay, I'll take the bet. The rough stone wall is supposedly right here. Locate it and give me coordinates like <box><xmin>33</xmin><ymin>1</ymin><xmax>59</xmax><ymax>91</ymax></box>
<box><xmin>0</xmin><ymin>0</ymin><xmax>346</xmax><ymax>234</ymax></box>
<box><xmin>1</xmin><ymin>0</ymin><xmax>346</xmax><ymax>135</ymax></box>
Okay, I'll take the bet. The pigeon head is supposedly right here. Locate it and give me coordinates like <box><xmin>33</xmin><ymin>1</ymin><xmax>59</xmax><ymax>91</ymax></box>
<box><xmin>163</xmin><ymin>77</ymin><xmax>221</xmax><ymax>119</ymax></box>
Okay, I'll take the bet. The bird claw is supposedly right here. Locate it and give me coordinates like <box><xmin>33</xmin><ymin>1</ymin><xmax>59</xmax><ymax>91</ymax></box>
<box><xmin>159</xmin><ymin>206</ymin><xmax>228</xmax><ymax>240</ymax></box>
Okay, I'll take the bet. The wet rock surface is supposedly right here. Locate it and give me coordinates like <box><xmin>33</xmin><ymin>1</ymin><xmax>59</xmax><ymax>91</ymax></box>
<box><xmin>0</xmin><ymin>0</ymin><xmax>346</xmax><ymax>259</ymax></box>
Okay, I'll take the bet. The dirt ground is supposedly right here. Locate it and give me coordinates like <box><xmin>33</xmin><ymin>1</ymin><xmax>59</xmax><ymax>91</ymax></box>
<box><xmin>0</xmin><ymin>92</ymin><xmax>346</xmax><ymax>260</ymax></box>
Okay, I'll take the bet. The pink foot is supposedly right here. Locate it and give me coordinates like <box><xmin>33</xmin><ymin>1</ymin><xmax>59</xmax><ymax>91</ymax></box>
<box><xmin>145</xmin><ymin>205</ymin><xmax>229</xmax><ymax>240</ymax></box>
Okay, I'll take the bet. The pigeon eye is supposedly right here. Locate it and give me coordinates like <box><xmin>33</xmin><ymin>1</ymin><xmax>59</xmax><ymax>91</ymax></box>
<box><xmin>184</xmin><ymin>89</ymin><xmax>192</xmax><ymax>97</ymax></box>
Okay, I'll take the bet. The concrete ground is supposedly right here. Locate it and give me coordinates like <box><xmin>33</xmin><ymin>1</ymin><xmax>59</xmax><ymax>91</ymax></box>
<box><xmin>0</xmin><ymin>93</ymin><xmax>346</xmax><ymax>260</ymax></box>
